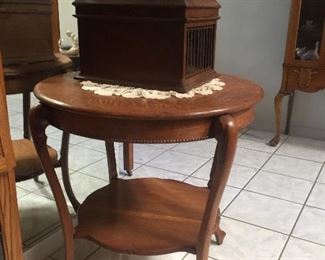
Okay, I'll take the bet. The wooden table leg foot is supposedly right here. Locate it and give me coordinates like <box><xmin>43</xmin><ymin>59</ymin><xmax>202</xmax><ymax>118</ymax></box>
<box><xmin>214</xmin><ymin>228</ymin><xmax>226</xmax><ymax>245</ymax></box>
<box><xmin>33</xmin><ymin>175</ymin><xmax>45</xmax><ymax>184</ymax></box>
<box><xmin>123</xmin><ymin>143</ymin><xmax>134</xmax><ymax>176</ymax></box>
<box><xmin>269</xmin><ymin>135</ymin><xmax>280</xmax><ymax>147</ymax></box>
<box><xmin>213</xmin><ymin>208</ymin><xmax>225</xmax><ymax>245</ymax></box>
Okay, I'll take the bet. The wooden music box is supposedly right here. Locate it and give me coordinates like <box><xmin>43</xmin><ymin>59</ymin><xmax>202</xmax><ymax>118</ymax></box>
<box><xmin>0</xmin><ymin>0</ymin><xmax>56</xmax><ymax>66</ymax></box>
<box><xmin>74</xmin><ymin>0</ymin><xmax>221</xmax><ymax>92</ymax></box>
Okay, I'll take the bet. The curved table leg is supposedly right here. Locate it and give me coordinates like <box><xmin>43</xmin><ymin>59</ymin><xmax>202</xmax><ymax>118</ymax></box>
<box><xmin>30</xmin><ymin>105</ymin><xmax>74</xmax><ymax>260</ymax></box>
<box><xmin>23</xmin><ymin>91</ymin><xmax>31</xmax><ymax>139</ymax></box>
<box><xmin>60</xmin><ymin>131</ymin><xmax>81</xmax><ymax>212</ymax></box>
<box><xmin>285</xmin><ymin>91</ymin><xmax>295</xmax><ymax>135</ymax></box>
<box><xmin>269</xmin><ymin>92</ymin><xmax>289</xmax><ymax>147</ymax></box>
<box><xmin>0</xmin><ymin>169</ymin><xmax>23</xmax><ymax>260</ymax></box>
<box><xmin>123</xmin><ymin>143</ymin><xmax>134</xmax><ymax>176</ymax></box>
<box><xmin>197</xmin><ymin>115</ymin><xmax>238</xmax><ymax>260</ymax></box>
<box><xmin>105</xmin><ymin>141</ymin><xmax>118</xmax><ymax>181</ymax></box>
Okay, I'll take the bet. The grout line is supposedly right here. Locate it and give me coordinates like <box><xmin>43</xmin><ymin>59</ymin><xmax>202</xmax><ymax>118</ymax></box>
<box><xmin>239</xmin><ymin>189</ymin><xmax>305</xmax><ymax>206</ymax></box>
<box><xmin>289</xmin><ymin>235</ymin><xmax>325</xmax><ymax>247</ymax></box>
<box><xmin>24</xmin><ymin>222</ymin><xmax>61</xmax><ymax>248</ymax></box>
<box><xmin>260</xmin><ymin>168</ymin><xmax>320</xmax><ymax>183</ymax></box>
<box><xmin>84</xmin><ymin>247</ymin><xmax>102</xmax><ymax>260</ymax></box>
<box><xmin>185</xmin><ymin>174</ymin><xmax>324</xmax><ymax>212</ymax></box>
<box><xmin>272</xmin><ymin>152</ymin><xmax>325</xmax><ymax>164</ymax></box>
<box><xmin>236</xmin><ymin>146</ymin><xmax>274</xmax><ymax>155</ymax></box>
<box><xmin>70</xmin><ymin>157</ymin><xmax>107</xmax><ymax>173</ymax></box>
<box><xmin>183</xmin><ymin>157</ymin><xmax>214</xmax><ymax>182</ymax></box>
<box><xmin>277</xmin><ymin>162</ymin><xmax>325</xmax><ymax>259</ymax></box>
<box><xmin>132</xmin><ymin>164</ymin><xmax>190</xmax><ymax>178</ymax></box>
<box><xmin>132</xmin><ymin>144</ymin><xmax>171</xmax><ymax>165</ymax></box>
<box><xmin>169</xmin><ymin>142</ymin><xmax>216</xmax><ymax>160</ymax></box>
<box><xmin>220</xmin><ymin>136</ymin><xmax>287</xmax><ymax>215</ymax></box>
<box><xmin>47</xmin><ymin>246</ymin><xmax>63</xmax><ymax>260</ymax></box>
<box><xmin>221</xmin><ymin>215</ymin><xmax>290</xmax><ymax>237</ymax></box>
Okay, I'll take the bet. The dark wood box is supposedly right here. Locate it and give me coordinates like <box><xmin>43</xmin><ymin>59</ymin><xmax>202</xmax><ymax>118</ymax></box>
<box><xmin>74</xmin><ymin>0</ymin><xmax>221</xmax><ymax>92</ymax></box>
<box><xmin>0</xmin><ymin>0</ymin><xmax>55</xmax><ymax>65</ymax></box>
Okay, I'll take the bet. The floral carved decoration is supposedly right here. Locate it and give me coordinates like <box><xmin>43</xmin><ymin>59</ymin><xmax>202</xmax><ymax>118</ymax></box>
<box><xmin>294</xmin><ymin>68</ymin><xmax>318</xmax><ymax>90</ymax></box>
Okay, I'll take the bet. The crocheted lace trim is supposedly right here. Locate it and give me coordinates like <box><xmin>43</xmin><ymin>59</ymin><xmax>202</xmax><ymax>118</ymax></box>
<box><xmin>81</xmin><ymin>78</ymin><xmax>225</xmax><ymax>99</ymax></box>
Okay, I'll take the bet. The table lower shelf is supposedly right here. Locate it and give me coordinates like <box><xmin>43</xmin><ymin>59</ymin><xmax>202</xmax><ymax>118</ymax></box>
<box><xmin>75</xmin><ymin>178</ymin><xmax>210</xmax><ymax>255</ymax></box>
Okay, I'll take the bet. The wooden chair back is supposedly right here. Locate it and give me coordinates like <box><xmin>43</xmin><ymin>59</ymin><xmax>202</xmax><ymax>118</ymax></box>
<box><xmin>51</xmin><ymin>0</ymin><xmax>60</xmax><ymax>53</ymax></box>
<box><xmin>0</xmin><ymin>51</ymin><xmax>23</xmax><ymax>260</ymax></box>
<box><xmin>0</xmin><ymin>51</ymin><xmax>15</xmax><ymax>175</ymax></box>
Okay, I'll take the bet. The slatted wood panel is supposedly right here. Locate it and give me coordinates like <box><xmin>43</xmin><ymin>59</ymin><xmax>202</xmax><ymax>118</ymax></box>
<box><xmin>186</xmin><ymin>25</ymin><xmax>215</xmax><ymax>75</ymax></box>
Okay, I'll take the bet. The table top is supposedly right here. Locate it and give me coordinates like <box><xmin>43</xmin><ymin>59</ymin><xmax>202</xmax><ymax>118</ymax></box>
<box><xmin>34</xmin><ymin>73</ymin><xmax>263</xmax><ymax>121</ymax></box>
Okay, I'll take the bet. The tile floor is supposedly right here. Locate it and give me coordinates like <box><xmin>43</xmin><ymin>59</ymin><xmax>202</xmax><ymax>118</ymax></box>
<box><xmin>3</xmin><ymin>94</ymin><xmax>325</xmax><ymax>260</ymax></box>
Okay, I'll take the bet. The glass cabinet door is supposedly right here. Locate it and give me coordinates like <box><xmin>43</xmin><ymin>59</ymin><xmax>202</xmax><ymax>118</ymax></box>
<box><xmin>295</xmin><ymin>0</ymin><xmax>324</xmax><ymax>61</ymax></box>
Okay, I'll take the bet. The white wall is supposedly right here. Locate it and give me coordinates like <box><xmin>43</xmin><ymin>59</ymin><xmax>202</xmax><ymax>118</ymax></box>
<box><xmin>58</xmin><ymin>0</ymin><xmax>77</xmax><ymax>42</ymax></box>
<box><xmin>58</xmin><ymin>0</ymin><xmax>325</xmax><ymax>140</ymax></box>
<box><xmin>215</xmin><ymin>0</ymin><xmax>325</xmax><ymax>140</ymax></box>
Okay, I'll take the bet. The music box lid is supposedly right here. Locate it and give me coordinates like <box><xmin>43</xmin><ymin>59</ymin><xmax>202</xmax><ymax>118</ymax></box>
<box><xmin>74</xmin><ymin>0</ymin><xmax>220</xmax><ymax>20</ymax></box>
<box><xmin>74</xmin><ymin>0</ymin><xmax>220</xmax><ymax>8</ymax></box>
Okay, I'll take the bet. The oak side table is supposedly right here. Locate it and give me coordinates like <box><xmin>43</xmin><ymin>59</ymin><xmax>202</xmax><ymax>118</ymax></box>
<box><xmin>29</xmin><ymin>73</ymin><xmax>262</xmax><ymax>260</ymax></box>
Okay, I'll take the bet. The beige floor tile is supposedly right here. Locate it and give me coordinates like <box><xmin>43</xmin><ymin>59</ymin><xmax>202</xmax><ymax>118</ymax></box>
<box><xmin>292</xmin><ymin>206</ymin><xmax>325</xmax><ymax>245</ymax></box>
<box><xmin>262</xmin><ymin>155</ymin><xmax>322</xmax><ymax>181</ymax></box>
<box><xmin>318</xmin><ymin>166</ymin><xmax>325</xmax><ymax>184</ymax></box>
<box><xmin>209</xmin><ymin>217</ymin><xmax>287</xmax><ymax>260</ymax></box>
<box><xmin>171</xmin><ymin>140</ymin><xmax>217</xmax><ymax>159</ymax></box>
<box><xmin>18</xmin><ymin>193</ymin><xmax>60</xmax><ymax>243</ymax></box>
<box><xmin>119</xmin><ymin>144</ymin><xmax>166</xmax><ymax>164</ymax></box>
<box><xmin>281</xmin><ymin>237</ymin><xmax>325</xmax><ymax>260</ymax></box>
<box><xmin>276</xmin><ymin>136</ymin><xmax>325</xmax><ymax>162</ymax></box>
<box><xmin>147</xmin><ymin>151</ymin><xmax>209</xmax><ymax>175</ymax></box>
<box><xmin>233</xmin><ymin>148</ymin><xmax>271</xmax><ymax>169</ymax></box>
<box><xmin>224</xmin><ymin>191</ymin><xmax>302</xmax><ymax>234</ymax></box>
<box><xmin>307</xmin><ymin>183</ymin><xmax>325</xmax><ymax>209</ymax></box>
<box><xmin>51</xmin><ymin>239</ymin><xmax>99</xmax><ymax>260</ymax></box>
<box><xmin>127</xmin><ymin>165</ymin><xmax>187</xmax><ymax>181</ymax></box>
<box><xmin>246</xmin><ymin>170</ymin><xmax>314</xmax><ymax>203</ymax></box>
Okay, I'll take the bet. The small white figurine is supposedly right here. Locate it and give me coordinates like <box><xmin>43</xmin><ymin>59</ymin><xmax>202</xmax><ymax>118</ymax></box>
<box><xmin>59</xmin><ymin>30</ymin><xmax>79</xmax><ymax>56</ymax></box>
<box><xmin>296</xmin><ymin>41</ymin><xmax>320</xmax><ymax>61</ymax></box>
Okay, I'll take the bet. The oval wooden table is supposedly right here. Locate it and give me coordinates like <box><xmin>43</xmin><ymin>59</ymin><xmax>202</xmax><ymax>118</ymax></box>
<box><xmin>29</xmin><ymin>73</ymin><xmax>263</xmax><ymax>260</ymax></box>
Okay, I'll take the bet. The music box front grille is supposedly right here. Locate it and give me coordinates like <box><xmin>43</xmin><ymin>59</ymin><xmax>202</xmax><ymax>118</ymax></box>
<box><xmin>186</xmin><ymin>25</ymin><xmax>215</xmax><ymax>75</ymax></box>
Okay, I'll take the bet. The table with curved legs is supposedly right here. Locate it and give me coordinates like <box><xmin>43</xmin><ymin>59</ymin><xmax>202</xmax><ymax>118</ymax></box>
<box><xmin>30</xmin><ymin>73</ymin><xmax>262</xmax><ymax>260</ymax></box>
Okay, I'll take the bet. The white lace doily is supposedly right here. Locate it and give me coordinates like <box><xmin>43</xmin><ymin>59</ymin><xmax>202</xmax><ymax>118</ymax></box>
<box><xmin>81</xmin><ymin>78</ymin><xmax>225</xmax><ymax>99</ymax></box>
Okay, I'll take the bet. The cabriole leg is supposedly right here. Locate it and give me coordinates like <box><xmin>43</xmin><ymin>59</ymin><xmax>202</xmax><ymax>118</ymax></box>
<box><xmin>30</xmin><ymin>105</ymin><xmax>74</xmax><ymax>260</ymax></box>
<box><xmin>61</xmin><ymin>132</ymin><xmax>81</xmax><ymax>212</ymax></box>
<box><xmin>285</xmin><ymin>91</ymin><xmax>295</xmax><ymax>135</ymax></box>
<box><xmin>197</xmin><ymin>115</ymin><xmax>238</xmax><ymax>260</ymax></box>
<box><xmin>269</xmin><ymin>92</ymin><xmax>288</xmax><ymax>146</ymax></box>
<box><xmin>105</xmin><ymin>141</ymin><xmax>118</xmax><ymax>181</ymax></box>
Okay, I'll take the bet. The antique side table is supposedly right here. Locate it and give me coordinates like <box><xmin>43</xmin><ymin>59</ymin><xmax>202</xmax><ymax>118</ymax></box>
<box><xmin>29</xmin><ymin>73</ymin><xmax>262</xmax><ymax>260</ymax></box>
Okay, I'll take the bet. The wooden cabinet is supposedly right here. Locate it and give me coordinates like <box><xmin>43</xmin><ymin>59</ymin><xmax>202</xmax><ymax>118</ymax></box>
<box><xmin>0</xmin><ymin>0</ymin><xmax>60</xmax><ymax>65</ymax></box>
<box><xmin>269</xmin><ymin>0</ymin><xmax>325</xmax><ymax>146</ymax></box>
